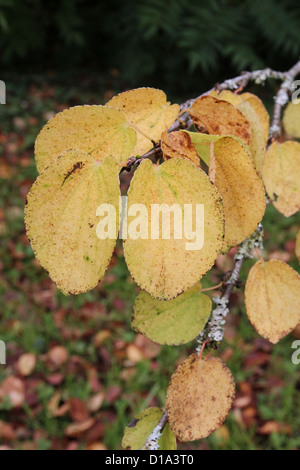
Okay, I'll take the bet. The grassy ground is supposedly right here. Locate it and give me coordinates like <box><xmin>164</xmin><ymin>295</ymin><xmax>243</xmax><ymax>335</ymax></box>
<box><xmin>0</xmin><ymin>76</ymin><xmax>299</xmax><ymax>450</ymax></box>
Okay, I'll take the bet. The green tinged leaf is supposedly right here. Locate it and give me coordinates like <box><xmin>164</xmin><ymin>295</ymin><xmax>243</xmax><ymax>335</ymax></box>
<box><xmin>132</xmin><ymin>283</ymin><xmax>211</xmax><ymax>345</ymax></box>
<box><xmin>122</xmin><ymin>408</ymin><xmax>176</xmax><ymax>450</ymax></box>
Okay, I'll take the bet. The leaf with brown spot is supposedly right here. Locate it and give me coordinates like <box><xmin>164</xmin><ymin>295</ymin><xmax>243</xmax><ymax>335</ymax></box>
<box><xmin>189</xmin><ymin>95</ymin><xmax>251</xmax><ymax>145</ymax></box>
<box><xmin>161</xmin><ymin>130</ymin><xmax>200</xmax><ymax>167</ymax></box>
<box><xmin>166</xmin><ymin>355</ymin><xmax>235</xmax><ymax>441</ymax></box>
<box><xmin>262</xmin><ymin>141</ymin><xmax>300</xmax><ymax>217</ymax></box>
<box><xmin>124</xmin><ymin>158</ymin><xmax>224</xmax><ymax>299</ymax></box>
<box><xmin>107</xmin><ymin>88</ymin><xmax>179</xmax><ymax>157</ymax></box>
<box><xmin>25</xmin><ymin>151</ymin><xmax>120</xmax><ymax>295</ymax></box>
<box><xmin>245</xmin><ymin>260</ymin><xmax>300</xmax><ymax>344</ymax></box>
<box><xmin>122</xmin><ymin>408</ymin><xmax>176</xmax><ymax>450</ymax></box>
<box><xmin>35</xmin><ymin>105</ymin><xmax>137</xmax><ymax>172</ymax></box>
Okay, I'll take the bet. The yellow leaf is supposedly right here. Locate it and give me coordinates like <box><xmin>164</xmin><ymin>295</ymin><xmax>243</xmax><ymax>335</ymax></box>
<box><xmin>245</xmin><ymin>260</ymin><xmax>300</xmax><ymax>344</ymax></box>
<box><xmin>210</xmin><ymin>89</ymin><xmax>244</xmax><ymax>107</ymax></box>
<box><xmin>132</xmin><ymin>283</ymin><xmax>211</xmax><ymax>345</ymax></box>
<box><xmin>35</xmin><ymin>105</ymin><xmax>136</xmax><ymax>172</ymax></box>
<box><xmin>296</xmin><ymin>231</ymin><xmax>300</xmax><ymax>262</ymax></box>
<box><xmin>189</xmin><ymin>95</ymin><xmax>251</xmax><ymax>145</ymax></box>
<box><xmin>211</xmin><ymin>136</ymin><xmax>266</xmax><ymax>247</ymax></box>
<box><xmin>124</xmin><ymin>158</ymin><xmax>224</xmax><ymax>299</ymax></box>
<box><xmin>161</xmin><ymin>130</ymin><xmax>200</xmax><ymax>167</ymax></box>
<box><xmin>262</xmin><ymin>141</ymin><xmax>300</xmax><ymax>217</ymax></box>
<box><xmin>166</xmin><ymin>355</ymin><xmax>235</xmax><ymax>441</ymax></box>
<box><xmin>185</xmin><ymin>133</ymin><xmax>266</xmax><ymax>247</ymax></box>
<box><xmin>283</xmin><ymin>102</ymin><xmax>300</xmax><ymax>138</ymax></box>
<box><xmin>241</xmin><ymin>92</ymin><xmax>270</xmax><ymax>143</ymax></box>
<box><xmin>237</xmin><ymin>100</ymin><xmax>266</xmax><ymax>172</ymax></box>
<box><xmin>107</xmin><ymin>87</ymin><xmax>179</xmax><ymax>157</ymax></box>
<box><xmin>25</xmin><ymin>150</ymin><xmax>120</xmax><ymax>294</ymax></box>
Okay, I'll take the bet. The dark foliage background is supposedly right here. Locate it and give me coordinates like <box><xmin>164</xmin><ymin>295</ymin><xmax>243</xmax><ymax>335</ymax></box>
<box><xmin>1</xmin><ymin>0</ymin><xmax>300</xmax><ymax>96</ymax></box>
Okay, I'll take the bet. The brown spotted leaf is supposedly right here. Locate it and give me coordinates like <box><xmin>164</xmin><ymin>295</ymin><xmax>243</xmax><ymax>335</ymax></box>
<box><xmin>35</xmin><ymin>105</ymin><xmax>137</xmax><ymax>172</ymax></box>
<box><xmin>166</xmin><ymin>355</ymin><xmax>235</xmax><ymax>441</ymax></box>
<box><xmin>25</xmin><ymin>150</ymin><xmax>120</xmax><ymax>295</ymax></box>
<box><xmin>189</xmin><ymin>95</ymin><xmax>251</xmax><ymax>145</ymax></box>
<box><xmin>245</xmin><ymin>260</ymin><xmax>300</xmax><ymax>344</ymax></box>
<box><xmin>161</xmin><ymin>130</ymin><xmax>200</xmax><ymax>167</ymax></box>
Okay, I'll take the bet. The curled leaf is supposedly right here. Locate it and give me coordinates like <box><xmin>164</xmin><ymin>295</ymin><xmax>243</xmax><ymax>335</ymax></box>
<box><xmin>262</xmin><ymin>141</ymin><xmax>300</xmax><ymax>217</ymax></box>
<box><xmin>107</xmin><ymin>87</ymin><xmax>179</xmax><ymax>157</ymax></box>
<box><xmin>35</xmin><ymin>105</ymin><xmax>136</xmax><ymax>172</ymax></box>
<box><xmin>189</xmin><ymin>95</ymin><xmax>251</xmax><ymax>145</ymax></box>
<box><xmin>166</xmin><ymin>355</ymin><xmax>235</xmax><ymax>441</ymax></box>
<box><xmin>124</xmin><ymin>157</ymin><xmax>224</xmax><ymax>299</ymax></box>
<box><xmin>161</xmin><ymin>130</ymin><xmax>200</xmax><ymax>167</ymax></box>
<box><xmin>245</xmin><ymin>260</ymin><xmax>300</xmax><ymax>344</ymax></box>
<box><xmin>122</xmin><ymin>408</ymin><xmax>176</xmax><ymax>450</ymax></box>
<box><xmin>25</xmin><ymin>151</ymin><xmax>120</xmax><ymax>294</ymax></box>
<box><xmin>132</xmin><ymin>283</ymin><xmax>211</xmax><ymax>345</ymax></box>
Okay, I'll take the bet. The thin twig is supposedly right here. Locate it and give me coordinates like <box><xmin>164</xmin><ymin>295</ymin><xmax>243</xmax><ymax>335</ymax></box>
<box><xmin>140</xmin><ymin>409</ymin><xmax>168</xmax><ymax>450</ymax></box>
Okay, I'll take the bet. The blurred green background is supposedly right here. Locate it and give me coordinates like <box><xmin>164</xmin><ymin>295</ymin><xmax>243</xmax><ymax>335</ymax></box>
<box><xmin>0</xmin><ymin>0</ymin><xmax>300</xmax><ymax>451</ymax></box>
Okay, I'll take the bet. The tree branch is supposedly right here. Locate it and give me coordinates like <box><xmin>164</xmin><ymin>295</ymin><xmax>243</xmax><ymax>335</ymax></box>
<box><xmin>140</xmin><ymin>409</ymin><xmax>168</xmax><ymax>450</ymax></box>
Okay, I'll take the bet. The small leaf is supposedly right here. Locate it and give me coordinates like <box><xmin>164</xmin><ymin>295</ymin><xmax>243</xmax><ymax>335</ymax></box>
<box><xmin>122</xmin><ymin>408</ymin><xmax>176</xmax><ymax>450</ymax></box>
<box><xmin>161</xmin><ymin>130</ymin><xmax>200</xmax><ymax>167</ymax></box>
<box><xmin>132</xmin><ymin>283</ymin><xmax>211</xmax><ymax>345</ymax></box>
<box><xmin>237</xmin><ymin>100</ymin><xmax>266</xmax><ymax>172</ymax></box>
<box><xmin>189</xmin><ymin>95</ymin><xmax>251</xmax><ymax>145</ymax></box>
<box><xmin>262</xmin><ymin>141</ymin><xmax>300</xmax><ymax>217</ymax></box>
<box><xmin>124</xmin><ymin>158</ymin><xmax>224</xmax><ymax>299</ymax></box>
<box><xmin>245</xmin><ymin>260</ymin><xmax>300</xmax><ymax>344</ymax></box>
<box><xmin>107</xmin><ymin>88</ymin><xmax>179</xmax><ymax>157</ymax></box>
<box><xmin>35</xmin><ymin>105</ymin><xmax>136</xmax><ymax>172</ymax></box>
<box><xmin>283</xmin><ymin>101</ymin><xmax>300</xmax><ymax>138</ymax></box>
<box><xmin>166</xmin><ymin>355</ymin><xmax>235</xmax><ymax>441</ymax></box>
<box><xmin>25</xmin><ymin>151</ymin><xmax>120</xmax><ymax>294</ymax></box>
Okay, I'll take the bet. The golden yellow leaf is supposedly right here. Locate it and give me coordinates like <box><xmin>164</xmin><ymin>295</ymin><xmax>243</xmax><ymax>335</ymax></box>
<box><xmin>262</xmin><ymin>141</ymin><xmax>300</xmax><ymax>217</ymax></box>
<box><xmin>283</xmin><ymin>101</ymin><xmax>300</xmax><ymax>138</ymax></box>
<box><xmin>237</xmin><ymin>100</ymin><xmax>266</xmax><ymax>172</ymax></box>
<box><xmin>245</xmin><ymin>260</ymin><xmax>300</xmax><ymax>344</ymax></box>
<box><xmin>189</xmin><ymin>95</ymin><xmax>251</xmax><ymax>145</ymax></box>
<box><xmin>107</xmin><ymin>88</ymin><xmax>179</xmax><ymax>157</ymax></box>
<box><xmin>166</xmin><ymin>355</ymin><xmax>235</xmax><ymax>441</ymax></box>
<box><xmin>25</xmin><ymin>151</ymin><xmax>120</xmax><ymax>294</ymax></box>
<box><xmin>161</xmin><ymin>130</ymin><xmax>200</xmax><ymax>167</ymax></box>
<box><xmin>296</xmin><ymin>231</ymin><xmax>300</xmax><ymax>262</ymax></box>
<box><xmin>35</xmin><ymin>105</ymin><xmax>137</xmax><ymax>172</ymax></box>
<box><xmin>124</xmin><ymin>158</ymin><xmax>224</xmax><ymax>300</ymax></box>
<box><xmin>184</xmin><ymin>133</ymin><xmax>265</xmax><ymax>247</ymax></box>
<box><xmin>132</xmin><ymin>283</ymin><xmax>211</xmax><ymax>345</ymax></box>
<box><xmin>241</xmin><ymin>92</ymin><xmax>269</xmax><ymax>143</ymax></box>
<box><xmin>211</xmin><ymin>136</ymin><xmax>266</xmax><ymax>247</ymax></box>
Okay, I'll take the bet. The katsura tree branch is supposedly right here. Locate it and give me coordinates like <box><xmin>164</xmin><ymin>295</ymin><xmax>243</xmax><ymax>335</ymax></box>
<box><xmin>122</xmin><ymin>59</ymin><xmax>300</xmax><ymax>175</ymax></box>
